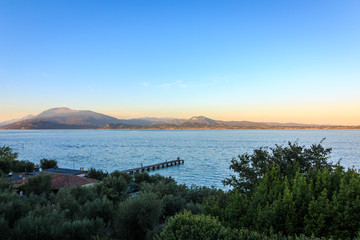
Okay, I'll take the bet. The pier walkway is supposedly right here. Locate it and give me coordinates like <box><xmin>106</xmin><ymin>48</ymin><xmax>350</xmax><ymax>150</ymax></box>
<box><xmin>120</xmin><ymin>158</ymin><xmax>184</xmax><ymax>174</ymax></box>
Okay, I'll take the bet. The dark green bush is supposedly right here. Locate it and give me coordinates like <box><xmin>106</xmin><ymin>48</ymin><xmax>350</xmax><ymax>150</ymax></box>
<box><xmin>24</xmin><ymin>173</ymin><xmax>52</xmax><ymax>195</ymax></box>
<box><xmin>40</xmin><ymin>158</ymin><xmax>58</xmax><ymax>169</ymax></box>
<box><xmin>96</xmin><ymin>175</ymin><xmax>128</xmax><ymax>202</ymax></box>
<box><xmin>134</xmin><ymin>171</ymin><xmax>151</xmax><ymax>184</ymax></box>
<box><xmin>162</xmin><ymin>194</ymin><xmax>186</xmax><ymax>218</ymax></box>
<box><xmin>0</xmin><ymin>192</ymin><xmax>31</xmax><ymax>227</ymax></box>
<box><xmin>78</xmin><ymin>197</ymin><xmax>115</xmax><ymax>226</ymax></box>
<box><xmin>11</xmin><ymin>160</ymin><xmax>35</xmax><ymax>173</ymax></box>
<box><xmin>110</xmin><ymin>170</ymin><xmax>133</xmax><ymax>183</ymax></box>
<box><xmin>0</xmin><ymin>214</ymin><xmax>10</xmax><ymax>239</ymax></box>
<box><xmin>116</xmin><ymin>192</ymin><xmax>163</xmax><ymax>240</ymax></box>
<box><xmin>154</xmin><ymin>211</ymin><xmax>233</xmax><ymax>240</ymax></box>
<box><xmin>86</xmin><ymin>168</ymin><xmax>108</xmax><ymax>180</ymax></box>
<box><xmin>0</xmin><ymin>146</ymin><xmax>19</xmax><ymax>174</ymax></box>
<box><xmin>223</xmin><ymin>141</ymin><xmax>336</xmax><ymax>193</ymax></box>
<box><xmin>11</xmin><ymin>205</ymin><xmax>106</xmax><ymax>240</ymax></box>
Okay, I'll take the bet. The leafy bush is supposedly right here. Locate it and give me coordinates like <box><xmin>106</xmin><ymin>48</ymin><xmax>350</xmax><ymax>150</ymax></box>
<box><xmin>155</xmin><ymin>211</ymin><xmax>233</xmax><ymax>240</ymax></box>
<box><xmin>110</xmin><ymin>170</ymin><xmax>133</xmax><ymax>183</ymax></box>
<box><xmin>86</xmin><ymin>168</ymin><xmax>108</xmax><ymax>180</ymax></box>
<box><xmin>55</xmin><ymin>185</ymin><xmax>99</xmax><ymax>218</ymax></box>
<box><xmin>0</xmin><ymin>177</ymin><xmax>11</xmax><ymax>192</ymax></box>
<box><xmin>140</xmin><ymin>180</ymin><xmax>188</xmax><ymax>199</ymax></box>
<box><xmin>11</xmin><ymin>205</ymin><xmax>106</xmax><ymax>240</ymax></box>
<box><xmin>116</xmin><ymin>192</ymin><xmax>163</xmax><ymax>240</ymax></box>
<box><xmin>0</xmin><ymin>146</ymin><xmax>18</xmax><ymax>173</ymax></box>
<box><xmin>40</xmin><ymin>158</ymin><xmax>58</xmax><ymax>169</ymax></box>
<box><xmin>96</xmin><ymin>175</ymin><xmax>128</xmax><ymax>202</ymax></box>
<box><xmin>0</xmin><ymin>214</ymin><xmax>10</xmax><ymax>239</ymax></box>
<box><xmin>24</xmin><ymin>173</ymin><xmax>52</xmax><ymax>195</ymax></box>
<box><xmin>223</xmin><ymin>141</ymin><xmax>336</xmax><ymax>193</ymax></box>
<box><xmin>78</xmin><ymin>197</ymin><xmax>115</xmax><ymax>226</ymax></box>
<box><xmin>162</xmin><ymin>194</ymin><xmax>186</xmax><ymax>218</ymax></box>
<box><xmin>134</xmin><ymin>171</ymin><xmax>151</xmax><ymax>184</ymax></box>
<box><xmin>11</xmin><ymin>160</ymin><xmax>35</xmax><ymax>173</ymax></box>
<box><xmin>0</xmin><ymin>191</ymin><xmax>31</xmax><ymax>227</ymax></box>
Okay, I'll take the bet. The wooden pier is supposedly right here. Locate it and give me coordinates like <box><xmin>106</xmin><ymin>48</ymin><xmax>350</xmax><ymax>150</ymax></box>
<box><xmin>120</xmin><ymin>158</ymin><xmax>184</xmax><ymax>174</ymax></box>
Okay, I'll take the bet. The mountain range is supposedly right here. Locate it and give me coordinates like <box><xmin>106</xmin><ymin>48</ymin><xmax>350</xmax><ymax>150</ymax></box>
<box><xmin>0</xmin><ymin>107</ymin><xmax>359</xmax><ymax>129</ymax></box>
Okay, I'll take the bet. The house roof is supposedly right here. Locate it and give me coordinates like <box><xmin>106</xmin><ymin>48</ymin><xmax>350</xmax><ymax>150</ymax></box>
<box><xmin>43</xmin><ymin>168</ymin><xmax>87</xmax><ymax>175</ymax></box>
<box><xmin>8</xmin><ymin>172</ymin><xmax>40</xmax><ymax>182</ymax></box>
<box><xmin>14</xmin><ymin>172</ymin><xmax>97</xmax><ymax>190</ymax></box>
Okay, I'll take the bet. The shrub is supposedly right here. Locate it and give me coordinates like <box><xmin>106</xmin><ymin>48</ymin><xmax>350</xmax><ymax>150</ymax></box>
<box><xmin>0</xmin><ymin>177</ymin><xmax>11</xmax><ymax>192</ymax></box>
<box><xmin>11</xmin><ymin>160</ymin><xmax>35</xmax><ymax>173</ymax></box>
<box><xmin>134</xmin><ymin>171</ymin><xmax>151</xmax><ymax>184</ymax></box>
<box><xmin>116</xmin><ymin>192</ymin><xmax>163</xmax><ymax>240</ymax></box>
<box><xmin>40</xmin><ymin>158</ymin><xmax>58</xmax><ymax>169</ymax></box>
<box><xmin>11</xmin><ymin>205</ymin><xmax>106</xmax><ymax>240</ymax></box>
<box><xmin>162</xmin><ymin>194</ymin><xmax>186</xmax><ymax>218</ymax></box>
<box><xmin>0</xmin><ymin>191</ymin><xmax>31</xmax><ymax>227</ymax></box>
<box><xmin>110</xmin><ymin>171</ymin><xmax>133</xmax><ymax>183</ymax></box>
<box><xmin>96</xmin><ymin>176</ymin><xmax>128</xmax><ymax>202</ymax></box>
<box><xmin>223</xmin><ymin>141</ymin><xmax>336</xmax><ymax>193</ymax></box>
<box><xmin>155</xmin><ymin>211</ymin><xmax>233</xmax><ymax>240</ymax></box>
<box><xmin>86</xmin><ymin>168</ymin><xmax>108</xmax><ymax>180</ymax></box>
<box><xmin>0</xmin><ymin>146</ymin><xmax>18</xmax><ymax>173</ymax></box>
<box><xmin>0</xmin><ymin>214</ymin><xmax>10</xmax><ymax>239</ymax></box>
<box><xmin>77</xmin><ymin>197</ymin><xmax>115</xmax><ymax>225</ymax></box>
<box><xmin>24</xmin><ymin>173</ymin><xmax>52</xmax><ymax>195</ymax></box>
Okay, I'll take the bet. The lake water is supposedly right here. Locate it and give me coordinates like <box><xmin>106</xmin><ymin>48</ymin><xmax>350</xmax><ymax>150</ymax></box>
<box><xmin>0</xmin><ymin>130</ymin><xmax>359</xmax><ymax>189</ymax></box>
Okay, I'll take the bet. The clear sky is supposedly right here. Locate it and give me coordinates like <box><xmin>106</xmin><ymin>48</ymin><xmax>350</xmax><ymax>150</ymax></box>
<box><xmin>0</xmin><ymin>0</ymin><xmax>359</xmax><ymax>125</ymax></box>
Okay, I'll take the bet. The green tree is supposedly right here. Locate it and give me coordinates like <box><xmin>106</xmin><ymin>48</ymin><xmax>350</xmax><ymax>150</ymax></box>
<box><xmin>24</xmin><ymin>173</ymin><xmax>52</xmax><ymax>195</ymax></box>
<box><xmin>155</xmin><ymin>211</ymin><xmax>234</xmax><ymax>240</ymax></box>
<box><xmin>86</xmin><ymin>168</ymin><xmax>107</xmax><ymax>180</ymax></box>
<box><xmin>40</xmin><ymin>158</ymin><xmax>58</xmax><ymax>169</ymax></box>
<box><xmin>116</xmin><ymin>192</ymin><xmax>163</xmax><ymax>240</ymax></box>
<box><xmin>0</xmin><ymin>214</ymin><xmax>10</xmax><ymax>239</ymax></box>
<box><xmin>11</xmin><ymin>160</ymin><xmax>35</xmax><ymax>172</ymax></box>
<box><xmin>96</xmin><ymin>175</ymin><xmax>128</xmax><ymax>202</ymax></box>
<box><xmin>223</xmin><ymin>141</ymin><xmax>335</xmax><ymax>193</ymax></box>
<box><xmin>0</xmin><ymin>146</ymin><xmax>18</xmax><ymax>173</ymax></box>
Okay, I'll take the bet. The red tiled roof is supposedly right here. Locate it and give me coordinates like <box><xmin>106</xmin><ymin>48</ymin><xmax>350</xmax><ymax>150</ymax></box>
<box><xmin>14</xmin><ymin>172</ymin><xmax>97</xmax><ymax>190</ymax></box>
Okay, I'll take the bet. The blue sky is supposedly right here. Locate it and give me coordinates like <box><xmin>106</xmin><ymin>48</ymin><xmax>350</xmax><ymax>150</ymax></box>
<box><xmin>0</xmin><ymin>0</ymin><xmax>359</xmax><ymax>124</ymax></box>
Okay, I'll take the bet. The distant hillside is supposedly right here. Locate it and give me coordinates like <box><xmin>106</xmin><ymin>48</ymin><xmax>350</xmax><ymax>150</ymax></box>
<box><xmin>0</xmin><ymin>114</ymin><xmax>35</xmax><ymax>126</ymax></box>
<box><xmin>1</xmin><ymin>107</ymin><xmax>123</xmax><ymax>129</ymax></box>
<box><xmin>1</xmin><ymin>107</ymin><xmax>359</xmax><ymax>130</ymax></box>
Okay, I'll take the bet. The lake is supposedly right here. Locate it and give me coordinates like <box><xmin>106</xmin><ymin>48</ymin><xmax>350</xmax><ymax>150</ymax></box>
<box><xmin>0</xmin><ymin>129</ymin><xmax>359</xmax><ymax>189</ymax></box>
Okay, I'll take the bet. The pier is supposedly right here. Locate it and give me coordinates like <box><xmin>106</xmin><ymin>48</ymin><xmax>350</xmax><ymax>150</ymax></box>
<box><xmin>120</xmin><ymin>158</ymin><xmax>184</xmax><ymax>174</ymax></box>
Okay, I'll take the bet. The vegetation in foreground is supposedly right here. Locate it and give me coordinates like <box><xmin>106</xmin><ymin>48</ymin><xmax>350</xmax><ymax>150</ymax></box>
<box><xmin>1</xmin><ymin>141</ymin><xmax>360</xmax><ymax>239</ymax></box>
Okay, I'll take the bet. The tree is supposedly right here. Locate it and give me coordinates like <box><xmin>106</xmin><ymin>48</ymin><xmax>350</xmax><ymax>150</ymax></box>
<box><xmin>223</xmin><ymin>141</ymin><xmax>335</xmax><ymax>193</ymax></box>
<box><xmin>12</xmin><ymin>160</ymin><xmax>35</xmax><ymax>172</ymax></box>
<box><xmin>155</xmin><ymin>211</ymin><xmax>235</xmax><ymax>240</ymax></box>
<box><xmin>40</xmin><ymin>158</ymin><xmax>58</xmax><ymax>169</ymax></box>
<box><xmin>24</xmin><ymin>173</ymin><xmax>52</xmax><ymax>194</ymax></box>
<box><xmin>96</xmin><ymin>175</ymin><xmax>128</xmax><ymax>202</ymax></box>
<box><xmin>0</xmin><ymin>145</ymin><xmax>18</xmax><ymax>173</ymax></box>
<box><xmin>86</xmin><ymin>167</ymin><xmax>107</xmax><ymax>180</ymax></box>
<box><xmin>116</xmin><ymin>192</ymin><xmax>163</xmax><ymax>240</ymax></box>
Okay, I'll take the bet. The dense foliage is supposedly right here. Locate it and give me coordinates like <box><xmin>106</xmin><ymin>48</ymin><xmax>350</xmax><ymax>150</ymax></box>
<box><xmin>223</xmin><ymin>141</ymin><xmax>336</xmax><ymax>193</ymax></box>
<box><xmin>1</xmin><ymin>142</ymin><xmax>360</xmax><ymax>239</ymax></box>
<box><xmin>40</xmin><ymin>158</ymin><xmax>58</xmax><ymax>169</ymax></box>
<box><xmin>0</xmin><ymin>145</ymin><xmax>40</xmax><ymax>173</ymax></box>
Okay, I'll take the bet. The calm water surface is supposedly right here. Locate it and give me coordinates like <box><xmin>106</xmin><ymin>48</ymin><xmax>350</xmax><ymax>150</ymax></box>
<box><xmin>0</xmin><ymin>130</ymin><xmax>359</xmax><ymax>189</ymax></box>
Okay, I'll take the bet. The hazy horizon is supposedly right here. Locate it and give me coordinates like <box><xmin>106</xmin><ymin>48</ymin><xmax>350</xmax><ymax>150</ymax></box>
<box><xmin>0</xmin><ymin>106</ymin><xmax>359</xmax><ymax>126</ymax></box>
<box><xmin>1</xmin><ymin>1</ymin><xmax>359</xmax><ymax>125</ymax></box>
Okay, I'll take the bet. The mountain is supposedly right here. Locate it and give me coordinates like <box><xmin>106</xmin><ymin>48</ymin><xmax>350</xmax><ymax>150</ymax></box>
<box><xmin>184</xmin><ymin>116</ymin><xmax>217</xmax><ymax>125</ymax></box>
<box><xmin>1</xmin><ymin>107</ymin><xmax>123</xmax><ymax>129</ymax></box>
<box><xmin>1</xmin><ymin>107</ymin><xmax>359</xmax><ymax>129</ymax></box>
<box><xmin>0</xmin><ymin>114</ymin><xmax>35</xmax><ymax>126</ymax></box>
